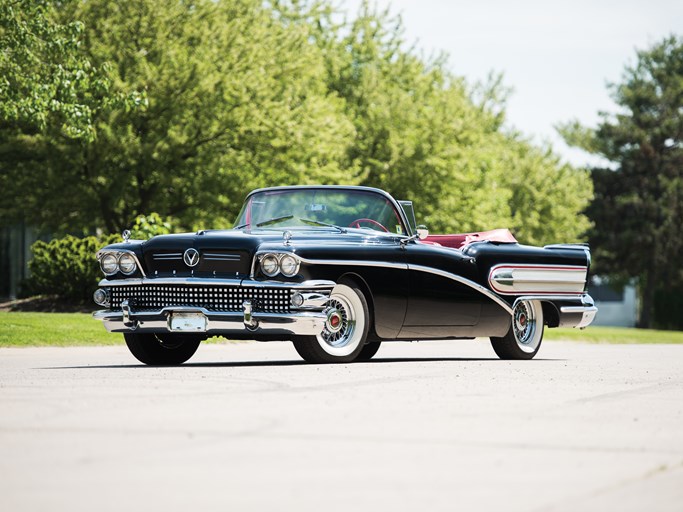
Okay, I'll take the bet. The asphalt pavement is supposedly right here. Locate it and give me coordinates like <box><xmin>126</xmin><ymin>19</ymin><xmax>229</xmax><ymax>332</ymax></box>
<box><xmin>1</xmin><ymin>339</ymin><xmax>682</xmax><ymax>512</ymax></box>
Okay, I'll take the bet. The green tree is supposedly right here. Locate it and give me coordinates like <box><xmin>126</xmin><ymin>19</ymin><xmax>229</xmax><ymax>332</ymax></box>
<box><xmin>291</xmin><ymin>1</ymin><xmax>591</xmax><ymax>242</ymax></box>
<box><xmin>0</xmin><ymin>0</ymin><xmax>143</xmax><ymax>139</ymax></box>
<box><xmin>1</xmin><ymin>0</ymin><xmax>356</xmax><ymax>234</ymax></box>
<box><xmin>559</xmin><ymin>35</ymin><xmax>683</xmax><ymax>327</ymax></box>
<box><xmin>2</xmin><ymin>0</ymin><xmax>592</xmax><ymax>250</ymax></box>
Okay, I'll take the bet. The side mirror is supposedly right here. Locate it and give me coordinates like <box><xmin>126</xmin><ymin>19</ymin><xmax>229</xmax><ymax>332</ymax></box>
<box><xmin>416</xmin><ymin>225</ymin><xmax>429</xmax><ymax>240</ymax></box>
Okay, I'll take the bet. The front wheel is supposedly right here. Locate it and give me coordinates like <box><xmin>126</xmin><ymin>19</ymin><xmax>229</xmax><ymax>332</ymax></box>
<box><xmin>355</xmin><ymin>342</ymin><xmax>382</xmax><ymax>361</ymax></box>
<box><xmin>490</xmin><ymin>300</ymin><xmax>544</xmax><ymax>360</ymax></box>
<box><xmin>124</xmin><ymin>333</ymin><xmax>202</xmax><ymax>366</ymax></box>
<box><xmin>293</xmin><ymin>284</ymin><xmax>370</xmax><ymax>363</ymax></box>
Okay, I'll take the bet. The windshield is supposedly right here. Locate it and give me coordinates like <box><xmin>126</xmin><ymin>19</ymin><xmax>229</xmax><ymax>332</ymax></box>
<box><xmin>234</xmin><ymin>188</ymin><xmax>406</xmax><ymax>234</ymax></box>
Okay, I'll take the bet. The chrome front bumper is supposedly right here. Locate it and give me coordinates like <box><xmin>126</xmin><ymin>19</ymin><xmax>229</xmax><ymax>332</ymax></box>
<box><xmin>93</xmin><ymin>304</ymin><xmax>327</xmax><ymax>335</ymax></box>
<box><xmin>93</xmin><ymin>278</ymin><xmax>334</xmax><ymax>336</ymax></box>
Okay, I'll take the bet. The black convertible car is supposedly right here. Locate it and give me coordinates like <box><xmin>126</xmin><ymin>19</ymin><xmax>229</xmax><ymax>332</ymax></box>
<box><xmin>93</xmin><ymin>185</ymin><xmax>597</xmax><ymax>364</ymax></box>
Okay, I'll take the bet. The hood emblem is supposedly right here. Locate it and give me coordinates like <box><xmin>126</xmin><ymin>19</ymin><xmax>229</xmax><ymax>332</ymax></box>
<box><xmin>183</xmin><ymin>248</ymin><xmax>200</xmax><ymax>267</ymax></box>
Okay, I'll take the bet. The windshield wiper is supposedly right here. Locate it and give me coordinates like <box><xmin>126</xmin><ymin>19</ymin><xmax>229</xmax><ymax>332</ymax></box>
<box><xmin>299</xmin><ymin>218</ymin><xmax>347</xmax><ymax>233</ymax></box>
<box><xmin>256</xmin><ymin>214</ymin><xmax>294</xmax><ymax>227</ymax></box>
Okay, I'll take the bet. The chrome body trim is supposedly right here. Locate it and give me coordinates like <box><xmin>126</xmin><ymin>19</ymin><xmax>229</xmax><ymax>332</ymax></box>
<box><xmin>93</xmin><ymin>307</ymin><xmax>327</xmax><ymax>336</ymax></box>
<box><xmin>98</xmin><ymin>277</ymin><xmax>335</xmax><ymax>289</ymax></box>
<box><xmin>512</xmin><ymin>294</ymin><xmax>592</xmax><ymax>310</ymax></box>
<box><xmin>296</xmin><ymin>256</ymin><xmax>407</xmax><ymax>270</ymax></box>
<box><xmin>296</xmin><ymin>292</ymin><xmax>330</xmax><ymax>309</ymax></box>
<box><xmin>407</xmin><ymin>264</ymin><xmax>514</xmax><ymax>314</ymax></box>
<box><xmin>489</xmin><ymin>264</ymin><xmax>587</xmax><ymax>295</ymax></box>
<box><xmin>153</xmin><ymin>253</ymin><xmax>182</xmax><ymax>261</ymax></box>
<box><xmin>543</xmin><ymin>244</ymin><xmax>589</xmax><ymax>250</ymax></box>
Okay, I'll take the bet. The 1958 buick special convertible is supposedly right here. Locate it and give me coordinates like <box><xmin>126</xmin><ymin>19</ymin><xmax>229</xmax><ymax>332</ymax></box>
<box><xmin>93</xmin><ymin>185</ymin><xmax>597</xmax><ymax>364</ymax></box>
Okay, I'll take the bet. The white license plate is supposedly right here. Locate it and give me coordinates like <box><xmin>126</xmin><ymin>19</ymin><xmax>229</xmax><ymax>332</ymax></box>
<box><xmin>169</xmin><ymin>312</ymin><xmax>207</xmax><ymax>332</ymax></box>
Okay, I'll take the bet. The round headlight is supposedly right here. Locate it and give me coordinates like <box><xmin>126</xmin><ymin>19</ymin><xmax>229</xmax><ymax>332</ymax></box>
<box><xmin>280</xmin><ymin>254</ymin><xmax>299</xmax><ymax>277</ymax></box>
<box><xmin>93</xmin><ymin>288</ymin><xmax>109</xmax><ymax>306</ymax></box>
<box><xmin>100</xmin><ymin>253</ymin><xmax>118</xmax><ymax>275</ymax></box>
<box><xmin>261</xmin><ymin>254</ymin><xmax>279</xmax><ymax>277</ymax></box>
<box><xmin>118</xmin><ymin>253</ymin><xmax>137</xmax><ymax>275</ymax></box>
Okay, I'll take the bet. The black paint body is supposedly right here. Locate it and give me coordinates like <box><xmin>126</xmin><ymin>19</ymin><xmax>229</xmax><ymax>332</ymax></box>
<box><xmin>102</xmin><ymin>224</ymin><xmax>591</xmax><ymax>341</ymax></box>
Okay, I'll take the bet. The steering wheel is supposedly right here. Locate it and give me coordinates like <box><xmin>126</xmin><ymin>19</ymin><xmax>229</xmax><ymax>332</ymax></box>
<box><xmin>348</xmin><ymin>218</ymin><xmax>390</xmax><ymax>232</ymax></box>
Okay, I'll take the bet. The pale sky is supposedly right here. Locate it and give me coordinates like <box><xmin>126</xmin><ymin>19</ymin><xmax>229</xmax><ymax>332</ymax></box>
<box><xmin>342</xmin><ymin>0</ymin><xmax>683</xmax><ymax>167</ymax></box>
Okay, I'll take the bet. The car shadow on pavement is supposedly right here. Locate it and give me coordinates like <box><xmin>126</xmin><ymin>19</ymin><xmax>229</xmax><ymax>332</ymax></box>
<box><xmin>38</xmin><ymin>356</ymin><xmax>564</xmax><ymax>370</ymax></box>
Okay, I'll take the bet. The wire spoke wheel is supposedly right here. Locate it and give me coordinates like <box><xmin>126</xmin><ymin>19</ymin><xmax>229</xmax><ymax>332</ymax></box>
<box><xmin>513</xmin><ymin>301</ymin><xmax>539</xmax><ymax>351</ymax></box>
<box><xmin>293</xmin><ymin>283</ymin><xmax>370</xmax><ymax>363</ymax></box>
<box><xmin>490</xmin><ymin>300</ymin><xmax>544</xmax><ymax>360</ymax></box>
<box><xmin>319</xmin><ymin>297</ymin><xmax>356</xmax><ymax>348</ymax></box>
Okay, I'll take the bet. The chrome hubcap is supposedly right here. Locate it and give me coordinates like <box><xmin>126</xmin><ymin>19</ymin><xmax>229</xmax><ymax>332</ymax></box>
<box><xmin>320</xmin><ymin>297</ymin><xmax>356</xmax><ymax>348</ymax></box>
<box><xmin>513</xmin><ymin>301</ymin><xmax>536</xmax><ymax>345</ymax></box>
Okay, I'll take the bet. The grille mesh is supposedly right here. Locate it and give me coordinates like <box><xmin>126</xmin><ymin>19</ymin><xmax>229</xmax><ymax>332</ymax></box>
<box><xmin>109</xmin><ymin>285</ymin><xmax>292</xmax><ymax>313</ymax></box>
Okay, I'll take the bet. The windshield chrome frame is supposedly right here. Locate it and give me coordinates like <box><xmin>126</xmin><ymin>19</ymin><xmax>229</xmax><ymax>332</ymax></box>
<box><xmin>233</xmin><ymin>185</ymin><xmax>416</xmax><ymax>237</ymax></box>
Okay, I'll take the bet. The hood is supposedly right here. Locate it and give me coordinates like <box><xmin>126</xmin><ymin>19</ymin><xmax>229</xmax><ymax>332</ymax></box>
<box><xmin>139</xmin><ymin>227</ymin><xmax>400</xmax><ymax>277</ymax></box>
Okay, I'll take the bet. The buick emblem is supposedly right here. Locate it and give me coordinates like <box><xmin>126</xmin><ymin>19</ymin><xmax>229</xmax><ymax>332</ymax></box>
<box><xmin>183</xmin><ymin>248</ymin><xmax>200</xmax><ymax>267</ymax></box>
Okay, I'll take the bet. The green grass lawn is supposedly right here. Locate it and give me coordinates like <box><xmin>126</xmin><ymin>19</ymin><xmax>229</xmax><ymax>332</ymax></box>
<box><xmin>0</xmin><ymin>311</ymin><xmax>122</xmax><ymax>347</ymax></box>
<box><xmin>545</xmin><ymin>326</ymin><xmax>683</xmax><ymax>344</ymax></box>
<box><xmin>1</xmin><ymin>311</ymin><xmax>682</xmax><ymax>347</ymax></box>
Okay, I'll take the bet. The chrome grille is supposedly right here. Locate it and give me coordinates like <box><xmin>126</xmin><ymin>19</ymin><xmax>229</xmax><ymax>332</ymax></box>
<box><xmin>109</xmin><ymin>285</ymin><xmax>291</xmax><ymax>313</ymax></box>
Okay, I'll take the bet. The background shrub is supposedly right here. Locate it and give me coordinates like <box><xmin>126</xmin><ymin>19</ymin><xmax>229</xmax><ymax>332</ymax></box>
<box><xmin>23</xmin><ymin>234</ymin><xmax>121</xmax><ymax>303</ymax></box>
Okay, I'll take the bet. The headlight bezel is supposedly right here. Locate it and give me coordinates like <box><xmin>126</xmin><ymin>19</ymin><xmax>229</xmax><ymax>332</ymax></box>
<box><xmin>258</xmin><ymin>252</ymin><xmax>301</xmax><ymax>278</ymax></box>
<box><xmin>98</xmin><ymin>250</ymin><xmax>141</xmax><ymax>277</ymax></box>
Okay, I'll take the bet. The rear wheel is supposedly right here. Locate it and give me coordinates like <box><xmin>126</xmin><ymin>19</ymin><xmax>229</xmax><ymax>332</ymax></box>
<box><xmin>293</xmin><ymin>284</ymin><xmax>370</xmax><ymax>363</ymax></box>
<box><xmin>124</xmin><ymin>333</ymin><xmax>202</xmax><ymax>366</ymax></box>
<box><xmin>490</xmin><ymin>300</ymin><xmax>544</xmax><ymax>360</ymax></box>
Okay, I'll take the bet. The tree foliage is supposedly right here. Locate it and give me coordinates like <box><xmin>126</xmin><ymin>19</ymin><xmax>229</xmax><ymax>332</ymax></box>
<box><xmin>1</xmin><ymin>0</ymin><xmax>591</xmax><ymax>249</ymax></box>
<box><xmin>291</xmin><ymin>1</ymin><xmax>591</xmax><ymax>242</ymax></box>
<box><xmin>0</xmin><ymin>0</ymin><xmax>144</xmax><ymax>140</ymax></box>
<box><xmin>559</xmin><ymin>35</ymin><xmax>683</xmax><ymax>327</ymax></box>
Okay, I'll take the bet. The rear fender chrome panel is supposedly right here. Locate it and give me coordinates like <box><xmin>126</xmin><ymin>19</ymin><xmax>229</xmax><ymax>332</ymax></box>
<box><xmin>488</xmin><ymin>264</ymin><xmax>588</xmax><ymax>295</ymax></box>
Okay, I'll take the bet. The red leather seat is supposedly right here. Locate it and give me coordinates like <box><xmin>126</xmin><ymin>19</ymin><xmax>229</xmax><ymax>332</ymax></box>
<box><xmin>423</xmin><ymin>228</ymin><xmax>517</xmax><ymax>249</ymax></box>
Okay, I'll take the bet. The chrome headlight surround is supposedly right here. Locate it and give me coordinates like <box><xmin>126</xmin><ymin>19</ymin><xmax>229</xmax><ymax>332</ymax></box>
<box><xmin>118</xmin><ymin>253</ymin><xmax>137</xmax><ymax>275</ymax></box>
<box><xmin>97</xmin><ymin>249</ymin><xmax>144</xmax><ymax>277</ymax></box>
<box><xmin>257</xmin><ymin>252</ymin><xmax>301</xmax><ymax>278</ymax></box>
